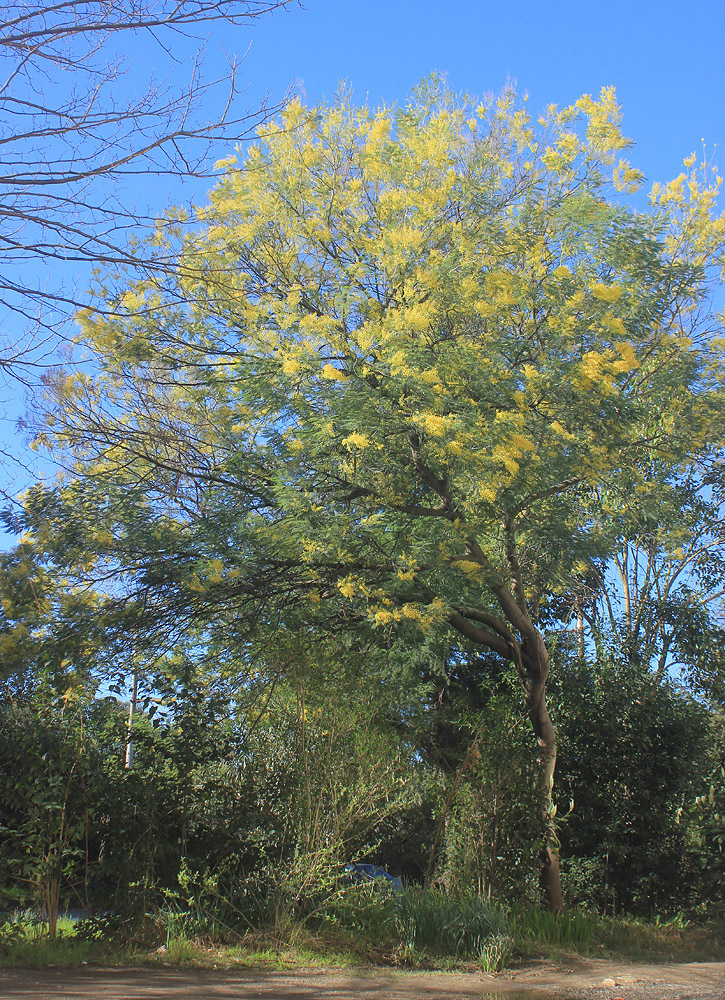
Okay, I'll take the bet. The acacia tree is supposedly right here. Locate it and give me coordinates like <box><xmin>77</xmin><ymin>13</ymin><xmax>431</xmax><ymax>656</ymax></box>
<box><xmin>38</xmin><ymin>81</ymin><xmax>725</xmax><ymax>908</ymax></box>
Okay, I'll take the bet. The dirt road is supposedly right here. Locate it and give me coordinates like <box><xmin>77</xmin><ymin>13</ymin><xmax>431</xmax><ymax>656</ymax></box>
<box><xmin>1</xmin><ymin>959</ymin><xmax>723</xmax><ymax>1000</ymax></box>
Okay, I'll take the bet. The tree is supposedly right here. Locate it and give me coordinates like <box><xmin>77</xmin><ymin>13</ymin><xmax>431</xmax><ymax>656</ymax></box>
<box><xmin>33</xmin><ymin>80</ymin><xmax>725</xmax><ymax>909</ymax></box>
<box><xmin>583</xmin><ymin>461</ymin><xmax>725</xmax><ymax>697</ymax></box>
<box><xmin>0</xmin><ymin>0</ymin><xmax>294</xmax><ymax>393</ymax></box>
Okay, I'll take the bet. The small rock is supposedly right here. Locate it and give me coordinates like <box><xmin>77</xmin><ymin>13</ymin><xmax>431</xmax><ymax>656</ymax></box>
<box><xmin>601</xmin><ymin>978</ymin><xmax>617</xmax><ymax>987</ymax></box>
<box><xmin>616</xmin><ymin>975</ymin><xmax>639</xmax><ymax>984</ymax></box>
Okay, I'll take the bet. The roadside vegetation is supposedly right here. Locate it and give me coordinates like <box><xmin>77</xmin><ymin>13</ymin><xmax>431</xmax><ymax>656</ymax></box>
<box><xmin>2</xmin><ymin>81</ymin><xmax>724</xmax><ymax>973</ymax></box>
<box><xmin>2</xmin><ymin>894</ymin><xmax>723</xmax><ymax>971</ymax></box>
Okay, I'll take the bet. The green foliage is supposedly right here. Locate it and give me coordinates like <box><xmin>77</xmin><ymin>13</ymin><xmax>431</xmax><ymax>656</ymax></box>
<box><xmin>686</xmin><ymin>752</ymin><xmax>725</xmax><ymax>913</ymax></box>
<box><xmin>391</xmin><ymin>888</ymin><xmax>512</xmax><ymax>962</ymax></box>
<box><xmin>0</xmin><ymin>911</ymin><xmax>121</xmax><ymax>966</ymax></box>
<box><xmin>552</xmin><ymin>656</ymin><xmax>714</xmax><ymax>913</ymax></box>
<box><xmin>0</xmin><ymin>697</ymin><xmax>97</xmax><ymax>937</ymax></box>
<box><xmin>219</xmin><ymin>649</ymin><xmax>413</xmax><ymax>931</ymax></box>
<box><xmin>430</xmin><ymin>667</ymin><xmax>540</xmax><ymax>899</ymax></box>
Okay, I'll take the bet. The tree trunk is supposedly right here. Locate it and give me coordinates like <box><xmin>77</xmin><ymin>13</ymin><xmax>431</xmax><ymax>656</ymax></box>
<box><xmin>46</xmin><ymin>871</ymin><xmax>60</xmax><ymax>941</ymax></box>
<box><xmin>523</xmin><ymin>636</ymin><xmax>563</xmax><ymax>912</ymax></box>
<box><xmin>448</xmin><ymin>605</ymin><xmax>564</xmax><ymax>910</ymax></box>
<box><xmin>124</xmin><ymin>665</ymin><xmax>138</xmax><ymax>769</ymax></box>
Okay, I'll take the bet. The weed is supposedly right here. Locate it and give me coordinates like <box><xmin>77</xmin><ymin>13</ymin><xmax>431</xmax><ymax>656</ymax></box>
<box><xmin>478</xmin><ymin>933</ymin><xmax>514</xmax><ymax>972</ymax></box>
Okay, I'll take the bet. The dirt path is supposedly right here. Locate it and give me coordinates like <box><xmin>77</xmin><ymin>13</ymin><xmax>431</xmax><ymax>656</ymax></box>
<box><xmin>0</xmin><ymin>959</ymin><xmax>723</xmax><ymax>1000</ymax></box>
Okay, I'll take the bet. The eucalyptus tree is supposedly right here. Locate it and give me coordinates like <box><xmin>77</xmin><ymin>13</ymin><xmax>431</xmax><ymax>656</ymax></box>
<box><xmin>582</xmin><ymin>463</ymin><xmax>725</xmax><ymax>698</ymax></box>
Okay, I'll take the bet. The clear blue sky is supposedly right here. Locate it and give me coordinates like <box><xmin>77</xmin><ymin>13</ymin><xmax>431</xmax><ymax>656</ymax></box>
<box><xmin>2</xmin><ymin>0</ymin><xmax>723</xmax><ymax>537</ymax></box>
<box><xmin>237</xmin><ymin>0</ymin><xmax>724</xmax><ymax>187</ymax></box>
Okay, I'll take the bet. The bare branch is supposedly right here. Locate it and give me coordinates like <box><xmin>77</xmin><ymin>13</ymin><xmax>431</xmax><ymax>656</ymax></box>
<box><xmin>0</xmin><ymin>0</ymin><xmax>296</xmax><ymax>382</ymax></box>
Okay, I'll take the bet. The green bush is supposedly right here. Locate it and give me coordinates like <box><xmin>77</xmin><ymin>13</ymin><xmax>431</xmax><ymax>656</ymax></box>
<box><xmin>552</xmin><ymin>657</ymin><xmax>715</xmax><ymax>914</ymax></box>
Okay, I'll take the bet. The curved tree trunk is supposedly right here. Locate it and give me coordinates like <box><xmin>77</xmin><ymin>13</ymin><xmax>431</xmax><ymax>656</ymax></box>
<box><xmin>523</xmin><ymin>637</ymin><xmax>563</xmax><ymax>912</ymax></box>
<box><xmin>449</xmin><ymin>606</ymin><xmax>564</xmax><ymax>910</ymax></box>
<box><xmin>442</xmin><ymin>518</ymin><xmax>565</xmax><ymax>910</ymax></box>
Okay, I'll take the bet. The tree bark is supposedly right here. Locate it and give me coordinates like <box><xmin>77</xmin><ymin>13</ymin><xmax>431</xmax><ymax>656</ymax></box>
<box><xmin>451</xmin><ymin>607</ymin><xmax>564</xmax><ymax>910</ymax></box>
<box><xmin>523</xmin><ymin>636</ymin><xmax>563</xmax><ymax>912</ymax></box>
<box><xmin>124</xmin><ymin>665</ymin><xmax>138</xmax><ymax>770</ymax></box>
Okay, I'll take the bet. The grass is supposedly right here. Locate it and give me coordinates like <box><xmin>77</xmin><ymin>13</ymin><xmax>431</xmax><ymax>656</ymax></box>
<box><xmin>0</xmin><ymin>912</ymin><xmax>127</xmax><ymax>968</ymax></box>
<box><xmin>513</xmin><ymin>904</ymin><xmax>725</xmax><ymax>963</ymax></box>
<box><xmin>389</xmin><ymin>888</ymin><xmax>512</xmax><ymax>966</ymax></box>
<box><xmin>1</xmin><ymin>898</ymin><xmax>723</xmax><ymax>971</ymax></box>
<box><xmin>0</xmin><ymin>930</ymin><xmax>361</xmax><ymax>971</ymax></box>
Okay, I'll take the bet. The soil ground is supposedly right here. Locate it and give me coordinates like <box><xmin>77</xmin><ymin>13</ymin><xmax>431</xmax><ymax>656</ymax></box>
<box><xmin>0</xmin><ymin>958</ymin><xmax>724</xmax><ymax>1000</ymax></box>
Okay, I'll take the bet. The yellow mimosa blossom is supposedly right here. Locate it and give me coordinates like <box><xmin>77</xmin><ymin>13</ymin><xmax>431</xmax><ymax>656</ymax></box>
<box><xmin>602</xmin><ymin>313</ymin><xmax>627</xmax><ymax>337</ymax></box>
<box><xmin>551</xmin><ymin>420</ymin><xmax>576</xmax><ymax>440</ymax></box>
<box><xmin>613</xmin><ymin>341</ymin><xmax>639</xmax><ymax>372</ymax></box>
<box><xmin>479</xmin><ymin>483</ymin><xmax>498</xmax><ymax>502</ymax></box>
<box><xmin>417</xmin><ymin>413</ymin><xmax>450</xmax><ymax>437</ymax></box>
<box><xmin>321</xmin><ymin>364</ymin><xmax>349</xmax><ymax>381</ymax></box>
<box><xmin>401</xmin><ymin>603</ymin><xmax>422</xmax><ymax>620</ymax></box>
<box><xmin>208</xmin><ymin>559</ymin><xmax>224</xmax><ymax>583</ymax></box>
<box><xmin>452</xmin><ymin>559</ymin><xmax>483</xmax><ymax>575</ymax></box>
<box><xmin>591</xmin><ymin>282</ymin><xmax>623</xmax><ymax>303</ymax></box>
<box><xmin>342</xmin><ymin>432</ymin><xmax>370</xmax><ymax>450</ymax></box>
<box><xmin>510</xmin><ymin>433</ymin><xmax>535</xmax><ymax>452</ymax></box>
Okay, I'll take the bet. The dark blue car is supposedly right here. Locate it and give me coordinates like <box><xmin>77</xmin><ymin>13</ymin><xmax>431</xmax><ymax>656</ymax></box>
<box><xmin>344</xmin><ymin>862</ymin><xmax>402</xmax><ymax>891</ymax></box>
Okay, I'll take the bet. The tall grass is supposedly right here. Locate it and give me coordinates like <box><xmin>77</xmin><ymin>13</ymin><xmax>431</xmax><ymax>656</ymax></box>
<box><xmin>5</xmin><ymin>894</ymin><xmax>720</xmax><ymax>971</ymax></box>
<box><xmin>394</xmin><ymin>888</ymin><xmax>512</xmax><ymax>959</ymax></box>
<box><xmin>514</xmin><ymin>904</ymin><xmax>599</xmax><ymax>948</ymax></box>
<box><xmin>318</xmin><ymin>885</ymin><xmax>513</xmax><ymax>968</ymax></box>
<box><xmin>513</xmin><ymin>903</ymin><xmax>725</xmax><ymax>962</ymax></box>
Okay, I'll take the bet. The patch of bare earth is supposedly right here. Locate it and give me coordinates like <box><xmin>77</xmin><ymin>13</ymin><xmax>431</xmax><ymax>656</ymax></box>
<box><xmin>0</xmin><ymin>959</ymin><xmax>723</xmax><ymax>999</ymax></box>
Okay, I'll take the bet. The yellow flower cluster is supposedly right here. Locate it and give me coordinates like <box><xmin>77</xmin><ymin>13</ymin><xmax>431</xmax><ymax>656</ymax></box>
<box><xmin>550</xmin><ymin>420</ymin><xmax>576</xmax><ymax>441</ymax></box>
<box><xmin>602</xmin><ymin>313</ymin><xmax>627</xmax><ymax>337</ymax></box>
<box><xmin>337</xmin><ymin>577</ymin><xmax>357</xmax><ymax>599</ymax></box>
<box><xmin>451</xmin><ymin>559</ymin><xmax>483</xmax><ymax>576</ymax></box>
<box><xmin>342</xmin><ymin>431</ymin><xmax>370</xmax><ymax>450</ymax></box>
<box><xmin>321</xmin><ymin>364</ymin><xmax>349</xmax><ymax>381</ymax></box>
<box><xmin>591</xmin><ymin>283</ymin><xmax>623</xmax><ymax>303</ymax></box>
<box><xmin>613</xmin><ymin>341</ymin><xmax>639</xmax><ymax>373</ymax></box>
<box><xmin>416</xmin><ymin>412</ymin><xmax>450</xmax><ymax>437</ymax></box>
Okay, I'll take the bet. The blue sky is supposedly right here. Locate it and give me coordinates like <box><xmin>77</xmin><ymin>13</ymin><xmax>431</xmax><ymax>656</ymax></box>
<box><xmin>1</xmin><ymin>0</ymin><xmax>724</xmax><ymax>536</ymax></box>
<box><xmin>239</xmin><ymin>0</ymin><xmax>724</xmax><ymax>187</ymax></box>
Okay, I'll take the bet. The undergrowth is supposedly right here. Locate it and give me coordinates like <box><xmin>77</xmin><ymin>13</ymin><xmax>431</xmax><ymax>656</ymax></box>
<box><xmin>513</xmin><ymin>904</ymin><xmax>725</xmax><ymax>963</ymax></box>
<box><xmin>1</xmin><ymin>895</ymin><xmax>723</xmax><ymax>970</ymax></box>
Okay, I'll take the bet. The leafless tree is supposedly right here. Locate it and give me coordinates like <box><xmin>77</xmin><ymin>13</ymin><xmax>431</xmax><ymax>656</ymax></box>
<box><xmin>0</xmin><ymin>1</ymin><xmax>295</xmax><ymax>377</ymax></box>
